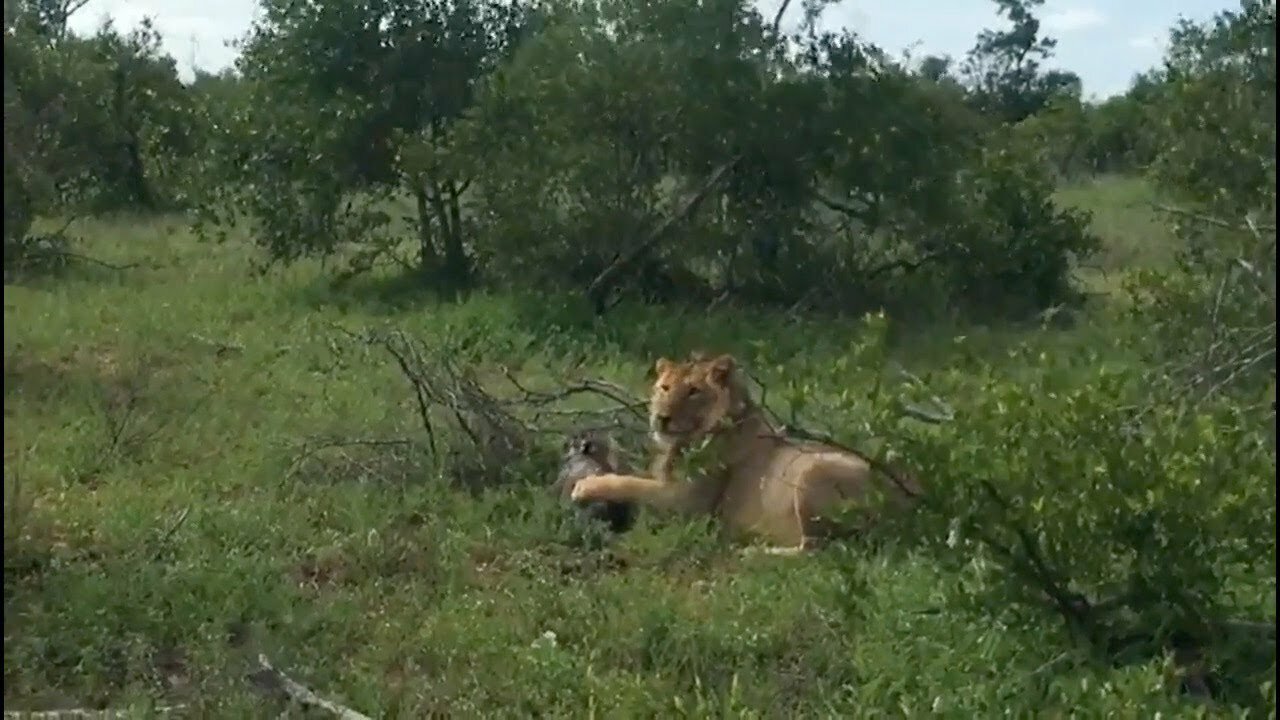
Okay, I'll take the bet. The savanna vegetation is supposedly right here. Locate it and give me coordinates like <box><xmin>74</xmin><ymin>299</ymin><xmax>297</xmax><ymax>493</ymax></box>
<box><xmin>4</xmin><ymin>0</ymin><xmax>1276</xmax><ymax>716</ymax></box>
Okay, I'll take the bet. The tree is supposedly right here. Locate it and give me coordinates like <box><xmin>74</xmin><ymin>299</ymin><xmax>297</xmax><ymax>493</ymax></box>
<box><xmin>186</xmin><ymin>0</ymin><xmax>1098</xmax><ymax>318</ymax></box>
<box><xmin>962</xmin><ymin>0</ymin><xmax>1079</xmax><ymax>123</ymax></box>
<box><xmin>195</xmin><ymin>0</ymin><xmax>530</xmax><ymax>288</ymax></box>
<box><xmin>1129</xmin><ymin>0</ymin><xmax>1276</xmax><ymax>410</ymax></box>
<box><xmin>917</xmin><ymin>54</ymin><xmax>954</xmax><ymax>83</ymax></box>
<box><xmin>4</xmin><ymin>4</ymin><xmax>200</xmax><ymax>272</ymax></box>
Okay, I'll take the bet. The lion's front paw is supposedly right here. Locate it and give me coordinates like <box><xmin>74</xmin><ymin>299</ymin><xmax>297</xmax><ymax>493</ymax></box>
<box><xmin>570</xmin><ymin>474</ymin><xmax>611</xmax><ymax>503</ymax></box>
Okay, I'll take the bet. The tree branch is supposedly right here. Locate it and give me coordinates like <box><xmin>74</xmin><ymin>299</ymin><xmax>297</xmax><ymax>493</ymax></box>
<box><xmin>1150</xmin><ymin>203</ymin><xmax>1278</xmax><ymax>234</ymax></box>
<box><xmin>812</xmin><ymin>190</ymin><xmax>879</xmax><ymax>229</ymax></box>
<box><xmin>771</xmin><ymin>0</ymin><xmax>794</xmax><ymax>35</ymax></box>
<box><xmin>864</xmin><ymin>248</ymin><xmax>955</xmax><ymax>282</ymax></box>
<box><xmin>584</xmin><ymin>157</ymin><xmax>739</xmax><ymax>312</ymax></box>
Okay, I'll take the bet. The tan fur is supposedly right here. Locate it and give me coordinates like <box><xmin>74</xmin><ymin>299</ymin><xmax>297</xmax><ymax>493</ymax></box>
<box><xmin>570</xmin><ymin>353</ymin><xmax>923</xmax><ymax>552</ymax></box>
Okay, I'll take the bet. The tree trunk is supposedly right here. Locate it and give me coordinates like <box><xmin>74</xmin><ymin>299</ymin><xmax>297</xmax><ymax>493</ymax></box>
<box><xmin>113</xmin><ymin>68</ymin><xmax>152</xmax><ymax>209</ymax></box>
<box><xmin>427</xmin><ymin>179</ymin><xmax>470</xmax><ymax>292</ymax></box>
<box><xmin>444</xmin><ymin>182</ymin><xmax>468</xmax><ymax>285</ymax></box>
<box><xmin>412</xmin><ymin>181</ymin><xmax>438</xmax><ymax>278</ymax></box>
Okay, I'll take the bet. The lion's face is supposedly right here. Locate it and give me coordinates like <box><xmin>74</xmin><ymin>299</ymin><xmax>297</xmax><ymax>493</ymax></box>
<box><xmin>648</xmin><ymin>353</ymin><xmax>738</xmax><ymax>447</ymax></box>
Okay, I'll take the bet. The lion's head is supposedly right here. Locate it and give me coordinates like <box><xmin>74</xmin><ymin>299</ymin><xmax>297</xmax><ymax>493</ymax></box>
<box><xmin>648</xmin><ymin>353</ymin><xmax>745</xmax><ymax>447</ymax></box>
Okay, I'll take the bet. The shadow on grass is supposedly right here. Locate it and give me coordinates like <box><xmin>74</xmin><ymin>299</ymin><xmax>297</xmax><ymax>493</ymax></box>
<box><xmin>287</xmin><ymin>266</ymin><xmax>1124</xmax><ymax>386</ymax></box>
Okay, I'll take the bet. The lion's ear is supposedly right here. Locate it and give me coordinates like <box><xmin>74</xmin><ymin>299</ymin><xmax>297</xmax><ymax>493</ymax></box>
<box><xmin>707</xmin><ymin>354</ymin><xmax>736</xmax><ymax>385</ymax></box>
<box><xmin>653</xmin><ymin>357</ymin><xmax>673</xmax><ymax>378</ymax></box>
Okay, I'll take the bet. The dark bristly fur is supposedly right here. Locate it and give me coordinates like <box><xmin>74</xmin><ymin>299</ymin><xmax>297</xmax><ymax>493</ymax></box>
<box><xmin>555</xmin><ymin>430</ymin><xmax>636</xmax><ymax>535</ymax></box>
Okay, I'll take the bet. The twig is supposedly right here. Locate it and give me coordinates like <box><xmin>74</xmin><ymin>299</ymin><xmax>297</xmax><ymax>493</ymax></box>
<box><xmin>1150</xmin><ymin>203</ymin><xmax>1277</xmax><ymax>234</ymax></box>
<box><xmin>285</xmin><ymin>437</ymin><xmax>415</xmax><ymax>480</ymax></box>
<box><xmin>150</xmin><ymin>506</ymin><xmax>191</xmax><ymax>560</ymax></box>
<box><xmin>498</xmin><ymin>367</ymin><xmax>648</xmax><ymax>423</ymax></box>
<box><xmin>378</xmin><ymin>334</ymin><xmax>442</xmax><ymax>458</ymax></box>
<box><xmin>251</xmin><ymin>654</ymin><xmax>373</xmax><ymax>720</ymax></box>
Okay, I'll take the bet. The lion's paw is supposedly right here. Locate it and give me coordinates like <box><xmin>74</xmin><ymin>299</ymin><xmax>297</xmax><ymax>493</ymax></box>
<box><xmin>569</xmin><ymin>475</ymin><xmax>607</xmax><ymax>503</ymax></box>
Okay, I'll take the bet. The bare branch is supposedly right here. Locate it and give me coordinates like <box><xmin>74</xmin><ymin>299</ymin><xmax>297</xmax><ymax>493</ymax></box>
<box><xmin>770</xmin><ymin>0</ymin><xmax>794</xmax><ymax>35</ymax></box>
<box><xmin>328</xmin><ymin>326</ymin><xmax>651</xmax><ymax>486</ymax></box>
<box><xmin>149</xmin><ymin>506</ymin><xmax>191</xmax><ymax>560</ymax></box>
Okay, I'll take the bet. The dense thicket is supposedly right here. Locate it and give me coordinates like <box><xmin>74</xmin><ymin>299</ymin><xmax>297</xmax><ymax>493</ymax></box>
<box><xmin>14</xmin><ymin>0</ymin><xmax>1259</xmax><ymax>316</ymax></box>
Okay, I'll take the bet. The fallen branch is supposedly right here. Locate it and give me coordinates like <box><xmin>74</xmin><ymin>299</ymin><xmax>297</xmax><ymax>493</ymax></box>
<box><xmin>327</xmin><ymin>326</ymin><xmax>652</xmax><ymax>486</ymax></box>
<box><xmin>249</xmin><ymin>654</ymin><xmax>373</xmax><ymax>720</ymax></box>
<box><xmin>44</xmin><ymin>251</ymin><xmax>141</xmax><ymax>271</ymax></box>
<box><xmin>812</xmin><ymin>190</ymin><xmax>881</xmax><ymax>229</ymax></box>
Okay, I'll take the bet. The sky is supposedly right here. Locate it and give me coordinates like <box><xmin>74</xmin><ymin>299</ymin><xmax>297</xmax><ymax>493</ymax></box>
<box><xmin>66</xmin><ymin>0</ymin><xmax>1235</xmax><ymax>99</ymax></box>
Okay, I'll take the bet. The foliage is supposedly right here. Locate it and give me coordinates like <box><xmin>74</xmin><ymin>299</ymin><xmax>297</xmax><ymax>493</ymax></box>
<box><xmin>877</xmin><ymin>337</ymin><xmax>1272</xmax><ymax>673</ymax></box>
<box><xmin>1127</xmin><ymin>0</ymin><xmax>1276</xmax><ymax>411</ymax></box>
<box><xmin>4</xmin><ymin>212</ymin><xmax>1274</xmax><ymax>715</ymax></box>
<box><xmin>3</xmin><ymin>0</ymin><xmax>1276</xmax><ymax>715</ymax></box>
<box><xmin>961</xmin><ymin>0</ymin><xmax>1081</xmax><ymax>123</ymax></box>
<box><xmin>191</xmin><ymin>0</ymin><xmax>529</xmax><ymax>287</ymax></box>
<box><xmin>444</xmin><ymin>0</ymin><xmax>1094</xmax><ymax>317</ymax></box>
<box><xmin>1150</xmin><ymin>0</ymin><xmax>1276</xmax><ymax>218</ymax></box>
<box><xmin>4</xmin><ymin>3</ymin><xmax>204</xmax><ymax>273</ymax></box>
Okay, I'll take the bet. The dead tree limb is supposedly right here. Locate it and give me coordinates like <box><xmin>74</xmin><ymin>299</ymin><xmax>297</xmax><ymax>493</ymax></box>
<box><xmin>326</xmin><ymin>327</ymin><xmax>652</xmax><ymax>486</ymax></box>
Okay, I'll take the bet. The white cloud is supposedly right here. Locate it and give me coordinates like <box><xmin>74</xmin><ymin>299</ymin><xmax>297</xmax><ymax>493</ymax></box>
<box><xmin>1042</xmin><ymin>6</ymin><xmax>1106</xmax><ymax>33</ymax></box>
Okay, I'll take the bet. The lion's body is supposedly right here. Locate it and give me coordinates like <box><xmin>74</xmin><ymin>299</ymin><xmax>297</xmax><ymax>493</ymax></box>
<box><xmin>570</xmin><ymin>354</ymin><xmax>921</xmax><ymax>552</ymax></box>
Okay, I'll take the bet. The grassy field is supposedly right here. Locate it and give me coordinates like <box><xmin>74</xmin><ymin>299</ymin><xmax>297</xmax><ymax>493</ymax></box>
<box><xmin>3</xmin><ymin>176</ymin><xmax>1250</xmax><ymax>717</ymax></box>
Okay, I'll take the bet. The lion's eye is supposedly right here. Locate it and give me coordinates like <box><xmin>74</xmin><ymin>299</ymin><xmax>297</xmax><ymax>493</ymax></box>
<box><xmin>659</xmin><ymin>384</ymin><xmax>671</xmax><ymax>392</ymax></box>
<box><xmin>686</xmin><ymin>387</ymin><xmax>700</xmax><ymax>398</ymax></box>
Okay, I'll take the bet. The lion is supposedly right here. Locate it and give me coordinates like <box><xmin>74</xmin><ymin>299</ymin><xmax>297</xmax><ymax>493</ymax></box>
<box><xmin>569</xmin><ymin>352</ymin><xmax>923</xmax><ymax>554</ymax></box>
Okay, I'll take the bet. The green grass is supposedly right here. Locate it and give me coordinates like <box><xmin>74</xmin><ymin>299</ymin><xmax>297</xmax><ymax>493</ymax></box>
<box><xmin>1055</xmin><ymin>173</ymin><xmax>1180</xmax><ymax>296</ymax></box>
<box><xmin>2</xmin><ymin>178</ymin><xmax>1259</xmax><ymax>717</ymax></box>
